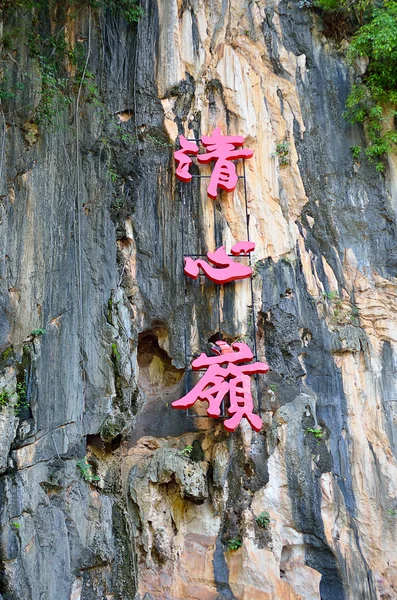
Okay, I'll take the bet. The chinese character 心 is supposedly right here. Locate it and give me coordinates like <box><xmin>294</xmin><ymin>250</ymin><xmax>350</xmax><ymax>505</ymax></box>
<box><xmin>172</xmin><ymin>341</ymin><xmax>269</xmax><ymax>432</ymax></box>
<box><xmin>184</xmin><ymin>241</ymin><xmax>255</xmax><ymax>284</ymax></box>
<box><xmin>174</xmin><ymin>128</ymin><xmax>253</xmax><ymax>199</ymax></box>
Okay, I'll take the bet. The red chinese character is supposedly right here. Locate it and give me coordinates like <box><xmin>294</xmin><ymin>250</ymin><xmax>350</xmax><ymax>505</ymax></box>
<box><xmin>198</xmin><ymin>128</ymin><xmax>253</xmax><ymax>199</ymax></box>
<box><xmin>174</xmin><ymin>129</ymin><xmax>253</xmax><ymax>198</ymax></box>
<box><xmin>174</xmin><ymin>135</ymin><xmax>199</xmax><ymax>182</ymax></box>
<box><xmin>172</xmin><ymin>341</ymin><xmax>269</xmax><ymax>432</ymax></box>
<box><xmin>184</xmin><ymin>241</ymin><xmax>255</xmax><ymax>284</ymax></box>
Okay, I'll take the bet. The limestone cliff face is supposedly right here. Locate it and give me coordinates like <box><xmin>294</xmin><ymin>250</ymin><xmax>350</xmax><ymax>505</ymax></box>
<box><xmin>1</xmin><ymin>1</ymin><xmax>397</xmax><ymax>599</ymax></box>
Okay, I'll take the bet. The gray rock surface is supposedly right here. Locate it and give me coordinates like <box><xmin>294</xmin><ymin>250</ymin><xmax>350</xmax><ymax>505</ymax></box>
<box><xmin>0</xmin><ymin>1</ymin><xmax>397</xmax><ymax>599</ymax></box>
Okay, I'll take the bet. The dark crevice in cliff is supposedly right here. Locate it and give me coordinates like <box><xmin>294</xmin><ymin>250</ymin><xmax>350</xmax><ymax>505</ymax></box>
<box><xmin>213</xmin><ymin>537</ymin><xmax>237</xmax><ymax>600</ymax></box>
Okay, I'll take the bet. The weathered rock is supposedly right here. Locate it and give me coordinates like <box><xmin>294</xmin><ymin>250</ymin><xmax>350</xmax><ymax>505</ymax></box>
<box><xmin>0</xmin><ymin>0</ymin><xmax>397</xmax><ymax>599</ymax></box>
<box><xmin>148</xmin><ymin>447</ymin><xmax>209</xmax><ymax>503</ymax></box>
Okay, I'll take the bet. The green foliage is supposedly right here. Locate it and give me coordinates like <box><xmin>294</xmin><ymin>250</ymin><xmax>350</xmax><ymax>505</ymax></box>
<box><xmin>111</xmin><ymin>343</ymin><xmax>121</xmax><ymax>361</ymax></box>
<box><xmin>227</xmin><ymin>538</ymin><xmax>242</xmax><ymax>550</ymax></box>
<box><xmin>0</xmin><ymin>77</ymin><xmax>18</xmax><ymax>101</ymax></box>
<box><xmin>107</xmin><ymin>167</ymin><xmax>120</xmax><ymax>184</ymax></box>
<box><xmin>250</xmin><ymin>253</ymin><xmax>261</xmax><ymax>278</ymax></box>
<box><xmin>24</xmin><ymin>24</ymin><xmax>74</xmax><ymax>125</ymax></box>
<box><xmin>345</xmin><ymin>1</ymin><xmax>397</xmax><ymax>170</ymax></box>
<box><xmin>0</xmin><ymin>1</ymin><xmax>112</xmax><ymax>126</ymax></box>
<box><xmin>350</xmin><ymin>145</ymin><xmax>362</xmax><ymax>160</ymax></box>
<box><xmin>3</xmin><ymin>0</ymin><xmax>51</xmax><ymax>9</ymax></box>
<box><xmin>112</xmin><ymin>198</ymin><xmax>126</xmax><ymax>211</ymax></box>
<box><xmin>14</xmin><ymin>382</ymin><xmax>29</xmax><ymax>415</ymax></box>
<box><xmin>0</xmin><ymin>65</ymin><xmax>25</xmax><ymax>104</ymax></box>
<box><xmin>115</xmin><ymin>124</ymin><xmax>135</xmax><ymax>144</ymax></box>
<box><xmin>322</xmin><ymin>291</ymin><xmax>341</xmax><ymax>303</ymax></box>
<box><xmin>271</xmin><ymin>141</ymin><xmax>290</xmax><ymax>166</ymax></box>
<box><xmin>314</xmin><ymin>0</ymin><xmax>373</xmax><ymax>22</ymax></box>
<box><xmin>11</xmin><ymin>521</ymin><xmax>21</xmax><ymax>530</ymax></box>
<box><xmin>306</xmin><ymin>427</ymin><xmax>325</xmax><ymax>442</ymax></box>
<box><xmin>0</xmin><ymin>389</ymin><xmax>10</xmax><ymax>407</ymax></box>
<box><xmin>180</xmin><ymin>445</ymin><xmax>193</xmax><ymax>457</ymax></box>
<box><xmin>322</xmin><ymin>291</ymin><xmax>360</xmax><ymax>325</ymax></box>
<box><xmin>312</xmin><ymin>1</ymin><xmax>397</xmax><ymax>169</ymax></box>
<box><xmin>146</xmin><ymin>133</ymin><xmax>173</xmax><ymax>148</ymax></box>
<box><xmin>34</xmin><ymin>55</ymin><xmax>71</xmax><ymax>124</ymax></box>
<box><xmin>76</xmin><ymin>458</ymin><xmax>100</xmax><ymax>483</ymax></box>
<box><xmin>315</xmin><ymin>0</ymin><xmax>341</xmax><ymax>9</ymax></box>
<box><xmin>1</xmin><ymin>0</ymin><xmax>144</xmax><ymax>23</ymax></box>
<box><xmin>90</xmin><ymin>0</ymin><xmax>144</xmax><ymax>23</ymax></box>
<box><xmin>256</xmin><ymin>511</ymin><xmax>271</xmax><ymax>529</ymax></box>
<box><xmin>269</xmin><ymin>384</ymin><xmax>278</xmax><ymax>393</ymax></box>
<box><xmin>1</xmin><ymin>347</ymin><xmax>14</xmax><ymax>362</ymax></box>
<box><xmin>31</xmin><ymin>328</ymin><xmax>46</xmax><ymax>337</ymax></box>
<box><xmin>388</xmin><ymin>508</ymin><xmax>397</xmax><ymax>517</ymax></box>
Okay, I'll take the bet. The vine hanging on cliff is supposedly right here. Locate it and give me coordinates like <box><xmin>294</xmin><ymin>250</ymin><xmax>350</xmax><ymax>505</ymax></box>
<box><xmin>0</xmin><ymin>0</ymin><xmax>144</xmax><ymax>23</ymax></box>
<box><xmin>0</xmin><ymin>0</ymin><xmax>143</xmax><ymax>126</ymax></box>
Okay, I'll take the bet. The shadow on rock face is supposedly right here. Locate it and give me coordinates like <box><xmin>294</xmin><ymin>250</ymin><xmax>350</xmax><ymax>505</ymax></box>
<box><xmin>130</xmin><ymin>327</ymin><xmax>196</xmax><ymax>441</ymax></box>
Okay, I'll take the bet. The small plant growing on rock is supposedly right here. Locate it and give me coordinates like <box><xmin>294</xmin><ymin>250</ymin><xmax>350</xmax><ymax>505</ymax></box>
<box><xmin>0</xmin><ymin>389</ymin><xmax>10</xmax><ymax>407</ymax></box>
<box><xmin>31</xmin><ymin>328</ymin><xmax>46</xmax><ymax>337</ymax></box>
<box><xmin>107</xmin><ymin>167</ymin><xmax>120</xmax><ymax>185</ymax></box>
<box><xmin>306</xmin><ymin>427</ymin><xmax>325</xmax><ymax>443</ymax></box>
<box><xmin>350</xmin><ymin>145</ymin><xmax>361</xmax><ymax>162</ymax></box>
<box><xmin>146</xmin><ymin>133</ymin><xmax>173</xmax><ymax>148</ymax></box>
<box><xmin>180</xmin><ymin>445</ymin><xmax>193</xmax><ymax>458</ymax></box>
<box><xmin>250</xmin><ymin>252</ymin><xmax>261</xmax><ymax>278</ymax></box>
<box><xmin>269</xmin><ymin>384</ymin><xmax>278</xmax><ymax>393</ymax></box>
<box><xmin>322</xmin><ymin>292</ymin><xmax>358</xmax><ymax>326</ymax></box>
<box><xmin>11</xmin><ymin>521</ymin><xmax>21</xmax><ymax>530</ymax></box>
<box><xmin>227</xmin><ymin>538</ymin><xmax>242</xmax><ymax>550</ymax></box>
<box><xmin>322</xmin><ymin>291</ymin><xmax>341</xmax><ymax>303</ymax></box>
<box><xmin>271</xmin><ymin>141</ymin><xmax>290</xmax><ymax>166</ymax></box>
<box><xmin>76</xmin><ymin>458</ymin><xmax>100</xmax><ymax>483</ymax></box>
<box><xmin>112</xmin><ymin>198</ymin><xmax>125</xmax><ymax>211</ymax></box>
<box><xmin>111</xmin><ymin>343</ymin><xmax>121</xmax><ymax>361</ymax></box>
<box><xmin>256</xmin><ymin>511</ymin><xmax>270</xmax><ymax>529</ymax></box>
<box><xmin>14</xmin><ymin>383</ymin><xmax>29</xmax><ymax>415</ymax></box>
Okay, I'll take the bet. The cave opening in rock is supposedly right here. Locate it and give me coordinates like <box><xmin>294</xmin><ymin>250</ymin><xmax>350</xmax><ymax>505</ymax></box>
<box><xmin>137</xmin><ymin>328</ymin><xmax>184</xmax><ymax>400</ymax></box>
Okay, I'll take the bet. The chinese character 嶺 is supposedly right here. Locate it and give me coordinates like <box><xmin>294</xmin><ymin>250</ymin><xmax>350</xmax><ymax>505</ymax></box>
<box><xmin>174</xmin><ymin>128</ymin><xmax>253</xmax><ymax>199</ymax></box>
<box><xmin>184</xmin><ymin>241</ymin><xmax>255</xmax><ymax>284</ymax></box>
<box><xmin>172</xmin><ymin>341</ymin><xmax>269</xmax><ymax>432</ymax></box>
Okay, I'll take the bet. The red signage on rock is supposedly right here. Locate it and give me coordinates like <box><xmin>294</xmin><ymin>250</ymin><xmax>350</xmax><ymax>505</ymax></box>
<box><xmin>174</xmin><ymin>128</ymin><xmax>253</xmax><ymax>199</ymax></box>
<box><xmin>184</xmin><ymin>241</ymin><xmax>255</xmax><ymax>284</ymax></box>
<box><xmin>174</xmin><ymin>135</ymin><xmax>199</xmax><ymax>182</ymax></box>
<box><xmin>175</xmin><ymin>129</ymin><xmax>266</xmax><ymax>432</ymax></box>
<box><xmin>172</xmin><ymin>341</ymin><xmax>269</xmax><ymax>432</ymax></box>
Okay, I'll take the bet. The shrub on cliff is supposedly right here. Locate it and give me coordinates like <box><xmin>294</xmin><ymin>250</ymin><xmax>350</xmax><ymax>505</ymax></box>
<box><xmin>312</xmin><ymin>0</ymin><xmax>397</xmax><ymax>171</ymax></box>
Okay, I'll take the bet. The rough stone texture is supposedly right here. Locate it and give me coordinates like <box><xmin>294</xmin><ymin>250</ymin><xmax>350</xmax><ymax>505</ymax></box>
<box><xmin>0</xmin><ymin>0</ymin><xmax>397</xmax><ymax>599</ymax></box>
